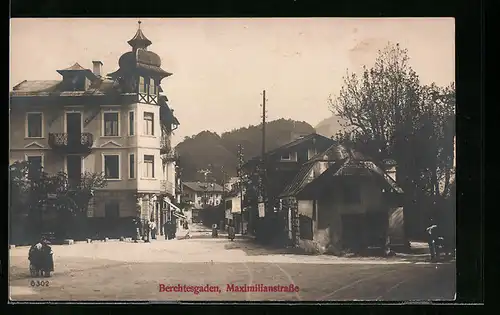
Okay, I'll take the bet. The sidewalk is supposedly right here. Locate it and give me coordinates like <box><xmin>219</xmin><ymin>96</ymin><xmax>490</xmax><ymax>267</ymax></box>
<box><xmin>408</xmin><ymin>241</ymin><xmax>430</xmax><ymax>255</ymax></box>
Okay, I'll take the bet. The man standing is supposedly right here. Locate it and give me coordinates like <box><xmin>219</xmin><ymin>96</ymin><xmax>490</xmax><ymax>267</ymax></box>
<box><xmin>163</xmin><ymin>221</ymin><xmax>170</xmax><ymax>240</ymax></box>
<box><xmin>144</xmin><ymin>220</ymin><xmax>150</xmax><ymax>242</ymax></box>
<box><xmin>150</xmin><ymin>220</ymin><xmax>157</xmax><ymax>240</ymax></box>
<box><xmin>426</xmin><ymin>218</ymin><xmax>439</xmax><ymax>261</ymax></box>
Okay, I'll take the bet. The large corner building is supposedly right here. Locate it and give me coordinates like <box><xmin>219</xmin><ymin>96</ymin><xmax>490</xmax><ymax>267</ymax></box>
<box><xmin>9</xmin><ymin>22</ymin><xmax>182</xmax><ymax>237</ymax></box>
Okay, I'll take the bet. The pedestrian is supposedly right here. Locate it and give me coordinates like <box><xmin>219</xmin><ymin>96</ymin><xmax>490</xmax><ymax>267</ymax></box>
<box><xmin>171</xmin><ymin>219</ymin><xmax>177</xmax><ymax>239</ymax></box>
<box><xmin>212</xmin><ymin>223</ymin><xmax>218</xmax><ymax>238</ymax></box>
<box><xmin>166</xmin><ymin>220</ymin><xmax>174</xmax><ymax>240</ymax></box>
<box><xmin>163</xmin><ymin>221</ymin><xmax>169</xmax><ymax>240</ymax></box>
<box><xmin>183</xmin><ymin>220</ymin><xmax>191</xmax><ymax>239</ymax></box>
<box><xmin>150</xmin><ymin>220</ymin><xmax>157</xmax><ymax>240</ymax></box>
<box><xmin>228</xmin><ymin>221</ymin><xmax>235</xmax><ymax>241</ymax></box>
<box><xmin>426</xmin><ymin>218</ymin><xmax>438</xmax><ymax>261</ymax></box>
<box><xmin>144</xmin><ymin>220</ymin><xmax>151</xmax><ymax>242</ymax></box>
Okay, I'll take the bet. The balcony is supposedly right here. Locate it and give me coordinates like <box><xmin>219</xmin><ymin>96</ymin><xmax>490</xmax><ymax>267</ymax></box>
<box><xmin>175</xmin><ymin>183</ymin><xmax>182</xmax><ymax>195</ymax></box>
<box><xmin>160</xmin><ymin>135</ymin><xmax>171</xmax><ymax>154</ymax></box>
<box><xmin>160</xmin><ymin>180</ymin><xmax>175</xmax><ymax>197</ymax></box>
<box><xmin>161</xmin><ymin>151</ymin><xmax>179</xmax><ymax>164</ymax></box>
<box><xmin>48</xmin><ymin>133</ymin><xmax>94</xmax><ymax>155</ymax></box>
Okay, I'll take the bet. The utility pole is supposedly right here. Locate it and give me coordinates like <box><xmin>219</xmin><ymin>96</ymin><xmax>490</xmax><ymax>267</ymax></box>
<box><xmin>198</xmin><ymin>168</ymin><xmax>212</xmax><ymax>207</ymax></box>
<box><xmin>237</xmin><ymin>144</ymin><xmax>245</xmax><ymax>234</ymax></box>
<box><xmin>221</xmin><ymin>166</ymin><xmax>227</xmax><ymax>197</ymax></box>
<box><xmin>261</xmin><ymin>90</ymin><xmax>267</xmax><ymax>158</ymax></box>
<box><xmin>198</xmin><ymin>168</ymin><xmax>212</xmax><ymax>183</ymax></box>
<box><xmin>260</xmin><ymin>90</ymin><xmax>268</xmax><ymax>202</ymax></box>
<box><xmin>257</xmin><ymin>90</ymin><xmax>268</xmax><ymax>241</ymax></box>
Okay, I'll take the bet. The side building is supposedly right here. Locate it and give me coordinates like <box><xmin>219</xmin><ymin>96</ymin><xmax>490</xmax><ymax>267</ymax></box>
<box><xmin>9</xmin><ymin>22</ymin><xmax>182</xmax><ymax>239</ymax></box>
<box><xmin>181</xmin><ymin>182</ymin><xmax>224</xmax><ymax>223</ymax></box>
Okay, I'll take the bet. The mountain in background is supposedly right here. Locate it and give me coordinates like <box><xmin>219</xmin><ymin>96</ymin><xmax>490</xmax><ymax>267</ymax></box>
<box><xmin>314</xmin><ymin>115</ymin><xmax>348</xmax><ymax>138</ymax></box>
<box><xmin>175</xmin><ymin>119</ymin><xmax>315</xmax><ymax>183</ymax></box>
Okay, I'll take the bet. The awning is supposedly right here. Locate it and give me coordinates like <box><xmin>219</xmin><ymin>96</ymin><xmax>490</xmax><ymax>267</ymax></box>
<box><xmin>165</xmin><ymin>199</ymin><xmax>181</xmax><ymax>212</ymax></box>
<box><xmin>165</xmin><ymin>199</ymin><xmax>187</xmax><ymax>219</ymax></box>
<box><xmin>172</xmin><ymin>211</ymin><xmax>187</xmax><ymax>219</ymax></box>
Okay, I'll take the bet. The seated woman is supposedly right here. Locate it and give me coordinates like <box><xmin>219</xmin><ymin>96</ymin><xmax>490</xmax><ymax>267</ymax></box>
<box><xmin>29</xmin><ymin>238</ymin><xmax>54</xmax><ymax>277</ymax></box>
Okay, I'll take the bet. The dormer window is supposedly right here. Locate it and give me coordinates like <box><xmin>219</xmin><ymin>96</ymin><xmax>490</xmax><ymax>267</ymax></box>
<box><xmin>57</xmin><ymin>62</ymin><xmax>95</xmax><ymax>92</ymax></box>
<box><xmin>64</xmin><ymin>74</ymin><xmax>86</xmax><ymax>91</ymax></box>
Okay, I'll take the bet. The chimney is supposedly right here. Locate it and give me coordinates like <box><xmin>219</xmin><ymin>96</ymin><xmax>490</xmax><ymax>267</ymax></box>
<box><xmin>92</xmin><ymin>61</ymin><xmax>103</xmax><ymax>77</ymax></box>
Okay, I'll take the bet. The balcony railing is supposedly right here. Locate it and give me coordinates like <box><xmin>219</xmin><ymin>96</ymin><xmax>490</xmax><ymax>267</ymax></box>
<box><xmin>175</xmin><ymin>183</ymin><xmax>182</xmax><ymax>194</ymax></box>
<box><xmin>160</xmin><ymin>180</ymin><xmax>175</xmax><ymax>197</ymax></box>
<box><xmin>48</xmin><ymin>133</ymin><xmax>94</xmax><ymax>155</ymax></box>
<box><xmin>161</xmin><ymin>150</ymin><xmax>179</xmax><ymax>163</ymax></box>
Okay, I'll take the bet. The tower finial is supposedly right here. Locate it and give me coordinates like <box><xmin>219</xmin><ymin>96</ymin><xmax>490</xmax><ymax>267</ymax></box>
<box><xmin>128</xmin><ymin>20</ymin><xmax>152</xmax><ymax>50</ymax></box>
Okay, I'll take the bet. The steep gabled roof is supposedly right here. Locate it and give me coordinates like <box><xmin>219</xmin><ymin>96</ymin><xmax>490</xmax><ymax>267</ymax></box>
<box><xmin>244</xmin><ymin>133</ymin><xmax>335</xmax><ymax>166</ymax></box>
<box><xmin>183</xmin><ymin>182</ymin><xmax>224</xmax><ymax>192</ymax></box>
<box><xmin>333</xmin><ymin>159</ymin><xmax>403</xmax><ymax>194</ymax></box>
<box><xmin>306</xmin><ymin>143</ymin><xmax>366</xmax><ymax>164</ymax></box>
<box><xmin>279</xmin><ymin>162</ymin><xmax>316</xmax><ymax>198</ymax></box>
<box><xmin>279</xmin><ymin>156</ymin><xmax>403</xmax><ymax>199</ymax></box>
<box><xmin>265</xmin><ymin>133</ymin><xmax>333</xmax><ymax>156</ymax></box>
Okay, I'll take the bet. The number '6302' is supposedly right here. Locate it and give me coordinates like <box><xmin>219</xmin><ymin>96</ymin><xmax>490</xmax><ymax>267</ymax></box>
<box><xmin>30</xmin><ymin>280</ymin><xmax>49</xmax><ymax>287</ymax></box>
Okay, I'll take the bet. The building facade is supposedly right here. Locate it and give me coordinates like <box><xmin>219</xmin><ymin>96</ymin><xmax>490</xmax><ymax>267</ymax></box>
<box><xmin>242</xmin><ymin>133</ymin><xmax>336</xmax><ymax>241</ymax></box>
<box><xmin>279</xmin><ymin>145</ymin><xmax>405</xmax><ymax>254</ymax></box>
<box><xmin>242</xmin><ymin>133</ymin><xmax>405</xmax><ymax>253</ymax></box>
<box><xmin>224</xmin><ymin>177</ymin><xmax>240</xmax><ymax>192</ymax></box>
<box><xmin>181</xmin><ymin>182</ymin><xmax>224</xmax><ymax>223</ymax></box>
<box><xmin>9</xmin><ymin>22</ymin><xmax>182</xmax><ymax>238</ymax></box>
<box><xmin>224</xmin><ymin>190</ymin><xmax>245</xmax><ymax>234</ymax></box>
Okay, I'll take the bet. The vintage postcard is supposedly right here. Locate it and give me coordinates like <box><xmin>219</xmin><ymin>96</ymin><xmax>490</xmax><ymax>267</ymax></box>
<box><xmin>9</xmin><ymin>18</ymin><xmax>455</xmax><ymax>302</ymax></box>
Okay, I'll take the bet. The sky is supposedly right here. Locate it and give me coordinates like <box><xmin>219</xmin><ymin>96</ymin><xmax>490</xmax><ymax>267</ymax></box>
<box><xmin>10</xmin><ymin>18</ymin><xmax>455</xmax><ymax>145</ymax></box>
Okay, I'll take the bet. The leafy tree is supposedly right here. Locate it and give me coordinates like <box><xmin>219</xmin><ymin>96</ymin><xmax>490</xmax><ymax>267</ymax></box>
<box><xmin>329</xmin><ymin>42</ymin><xmax>455</xmax><ymax>238</ymax></box>
<box><xmin>9</xmin><ymin>160</ymin><xmax>107</xmax><ymax>242</ymax></box>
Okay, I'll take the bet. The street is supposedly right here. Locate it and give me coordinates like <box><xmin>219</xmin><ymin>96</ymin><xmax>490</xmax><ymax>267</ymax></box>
<box><xmin>9</xmin><ymin>232</ymin><xmax>455</xmax><ymax>302</ymax></box>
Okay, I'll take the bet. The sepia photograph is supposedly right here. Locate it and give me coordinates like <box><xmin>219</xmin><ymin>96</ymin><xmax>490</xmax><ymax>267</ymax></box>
<box><xmin>9</xmin><ymin>18</ymin><xmax>455</xmax><ymax>302</ymax></box>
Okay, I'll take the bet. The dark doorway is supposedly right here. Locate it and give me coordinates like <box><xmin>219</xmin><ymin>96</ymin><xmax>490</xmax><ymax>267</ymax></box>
<box><xmin>67</xmin><ymin>155</ymin><xmax>82</xmax><ymax>188</ymax></box>
<box><xmin>365</xmin><ymin>211</ymin><xmax>389</xmax><ymax>248</ymax></box>
<box><xmin>341</xmin><ymin>214</ymin><xmax>366</xmax><ymax>252</ymax></box>
<box><xmin>66</xmin><ymin>112</ymin><xmax>82</xmax><ymax>145</ymax></box>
